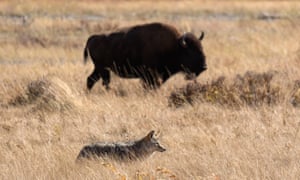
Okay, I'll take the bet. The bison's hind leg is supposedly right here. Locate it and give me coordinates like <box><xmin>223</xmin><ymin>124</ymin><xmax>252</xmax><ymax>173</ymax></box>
<box><xmin>100</xmin><ymin>69</ymin><xmax>111</xmax><ymax>90</ymax></box>
<box><xmin>87</xmin><ymin>68</ymin><xmax>111</xmax><ymax>90</ymax></box>
<box><xmin>87</xmin><ymin>69</ymin><xmax>101</xmax><ymax>90</ymax></box>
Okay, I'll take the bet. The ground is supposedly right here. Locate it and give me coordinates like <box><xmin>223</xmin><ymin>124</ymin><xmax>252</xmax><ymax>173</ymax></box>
<box><xmin>1</xmin><ymin>0</ymin><xmax>300</xmax><ymax>179</ymax></box>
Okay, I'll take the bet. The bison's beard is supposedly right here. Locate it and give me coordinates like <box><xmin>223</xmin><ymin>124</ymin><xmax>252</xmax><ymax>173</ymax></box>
<box><xmin>185</xmin><ymin>73</ymin><xmax>197</xmax><ymax>80</ymax></box>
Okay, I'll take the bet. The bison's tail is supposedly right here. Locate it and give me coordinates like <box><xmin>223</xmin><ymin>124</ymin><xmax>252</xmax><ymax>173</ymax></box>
<box><xmin>83</xmin><ymin>46</ymin><xmax>89</xmax><ymax>64</ymax></box>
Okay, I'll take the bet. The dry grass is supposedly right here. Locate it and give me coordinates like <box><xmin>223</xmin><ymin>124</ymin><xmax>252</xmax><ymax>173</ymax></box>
<box><xmin>1</xmin><ymin>0</ymin><xmax>300</xmax><ymax>179</ymax></box>
<box><xmin>168</xmin><ymin>70</ymin><xmax>286</xmax><ymax>107</ymax></box>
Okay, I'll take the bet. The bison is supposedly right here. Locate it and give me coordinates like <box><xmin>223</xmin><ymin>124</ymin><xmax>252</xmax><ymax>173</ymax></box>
<box><xmin>83</xmin><ymin>22</ymin><xmax>207</xmax><ymax>90</ymax></box>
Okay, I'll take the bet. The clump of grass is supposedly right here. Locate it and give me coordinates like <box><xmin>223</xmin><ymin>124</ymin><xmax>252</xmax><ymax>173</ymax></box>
<box><xmin>233</xmin><ymin>70</ymin><xmax>280</xmax><ymax>106</ymax></box>
<box><xmin>10</xmin><ymin>76</ymin><xmax>77</xmax><ymax>112</ymax></box>
<box><xmin>168</xmin><ymin>76</ymin><xmax>238</xmax><ymax>108</ymax></box>
<box><xmin>169</xmin><ymin>70</ymin><xmax>281</xmax><ymax>108</ymax></box>
<box><xmin>290</xmin><ymin>80</ymin><xmax>300</xmax><ymax>107</ymax></box>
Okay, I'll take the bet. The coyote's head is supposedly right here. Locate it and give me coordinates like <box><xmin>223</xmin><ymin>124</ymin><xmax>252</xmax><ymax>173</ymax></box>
<box><xmin>139</xmin><ymin>130</ymin><xmax>166</xmax><ymax>154</ymax></box>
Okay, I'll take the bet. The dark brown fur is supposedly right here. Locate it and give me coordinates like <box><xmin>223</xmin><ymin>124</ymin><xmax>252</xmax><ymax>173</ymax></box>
<box><xmin>84</xmin><ymin>22</ymin><xmax>207</xmax><ymax>90</ymax></box>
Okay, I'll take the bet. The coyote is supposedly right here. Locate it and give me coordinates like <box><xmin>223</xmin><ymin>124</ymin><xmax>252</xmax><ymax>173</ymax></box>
<box><xmin>76</xmin><ymin>130</ymin><xmax>166</xmax><ymax>161</ymax></box>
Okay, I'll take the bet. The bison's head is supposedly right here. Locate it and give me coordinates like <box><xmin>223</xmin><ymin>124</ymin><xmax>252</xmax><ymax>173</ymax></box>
<box><xmin>179</xmin><ymin>32</ymin><xmax>207</xmax><ymax>80</ymax></box>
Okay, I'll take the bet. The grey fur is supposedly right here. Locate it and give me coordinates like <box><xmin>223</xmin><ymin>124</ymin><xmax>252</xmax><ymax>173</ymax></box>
<box><xmin>76</xmin><ymin>131</ymin><xmax>166</xmax><ymax>161</ymax></box>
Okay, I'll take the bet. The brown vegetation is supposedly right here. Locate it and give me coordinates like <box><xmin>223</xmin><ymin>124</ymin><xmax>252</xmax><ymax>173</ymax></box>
<box><xmin>9</xmin><ymin>76</ymin><xmax>77</xmax><ymax>112</ymax></box>
<box><xmin>169</xmin><ymin>70</ymin><xmax>283</xmax><ymax>107</ymax></box>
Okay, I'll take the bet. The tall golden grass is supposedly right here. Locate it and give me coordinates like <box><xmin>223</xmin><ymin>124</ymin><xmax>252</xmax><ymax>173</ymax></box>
<box><xmin>1</xmin><ymin>0</ymin><xmax>300</xmax><ymax>179</ymax></box>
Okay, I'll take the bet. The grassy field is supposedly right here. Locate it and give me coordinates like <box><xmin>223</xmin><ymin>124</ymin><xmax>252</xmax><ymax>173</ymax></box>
<box><xmin>1</xmin><ymin>0</ymin><xmax>300</xmax><ymax>179</ymax></box>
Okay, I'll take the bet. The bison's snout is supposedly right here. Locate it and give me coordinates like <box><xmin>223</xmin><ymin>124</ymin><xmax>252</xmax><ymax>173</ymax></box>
<box><xmin>198</xmin><ymin>65</ymin><xmax>207</xmax><ymax>75</ymax></box>
<box><xmin>185</xmin><ymin>66</ymin><xmax>207</xmax><ymax>80</ymax></box>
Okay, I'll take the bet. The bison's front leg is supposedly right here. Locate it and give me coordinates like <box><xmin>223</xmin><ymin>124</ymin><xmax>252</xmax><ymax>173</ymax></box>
<box><xmin>141</xmin><ymin>70</ymin><xmax>161</xmax><ymax>89</ymax></box>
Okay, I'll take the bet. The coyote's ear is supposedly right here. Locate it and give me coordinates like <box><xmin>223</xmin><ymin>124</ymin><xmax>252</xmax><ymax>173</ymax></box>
<box><xmin>145</xmin><ymin>130</ymin><xmax>155</xmax><ymax>140</ymax></box>
<box><xmin>156</xmin><ymin>129</ymin><xmax>161</xmax><ymax>138</ymax></box>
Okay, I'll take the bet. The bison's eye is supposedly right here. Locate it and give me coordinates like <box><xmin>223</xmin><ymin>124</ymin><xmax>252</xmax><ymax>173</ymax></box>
<box><xmin>180</xmin><ymin>38</ymin><xmax>187</xmax><ymax>48</ymax></box>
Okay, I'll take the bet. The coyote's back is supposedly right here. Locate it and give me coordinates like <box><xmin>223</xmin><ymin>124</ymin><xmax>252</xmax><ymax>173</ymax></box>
<box><xmin>76</xmin><ymin>131</ymin><xmax>165</xmax><ymax>161</ymax></box>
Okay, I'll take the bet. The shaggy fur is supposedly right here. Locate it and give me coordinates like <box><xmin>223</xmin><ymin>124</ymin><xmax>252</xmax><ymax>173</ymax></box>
<box><xmin>83</xmin><ymin>22</ymin><xmax>207</xmax><ymax>90</ymax></box>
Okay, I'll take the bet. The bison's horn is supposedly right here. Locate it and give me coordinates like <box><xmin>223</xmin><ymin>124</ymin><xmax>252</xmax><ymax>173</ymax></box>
<box><xmin>199</xmin><ymin>32</ymin><xmax>204</xmax><ymax>41</ymax></box>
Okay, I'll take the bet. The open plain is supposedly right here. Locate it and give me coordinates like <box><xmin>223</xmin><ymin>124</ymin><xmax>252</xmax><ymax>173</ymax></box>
<box><xmin>1</xmin><ymin>0</ymin><xmax>300</xmax><ymax>179</ymax></box>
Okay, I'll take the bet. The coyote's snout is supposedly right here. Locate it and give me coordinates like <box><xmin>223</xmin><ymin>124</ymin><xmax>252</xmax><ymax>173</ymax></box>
<box><xmin>76</xmin><ymin>130</ymin><xmax>166</xmax><ymax>161</ymax></box>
